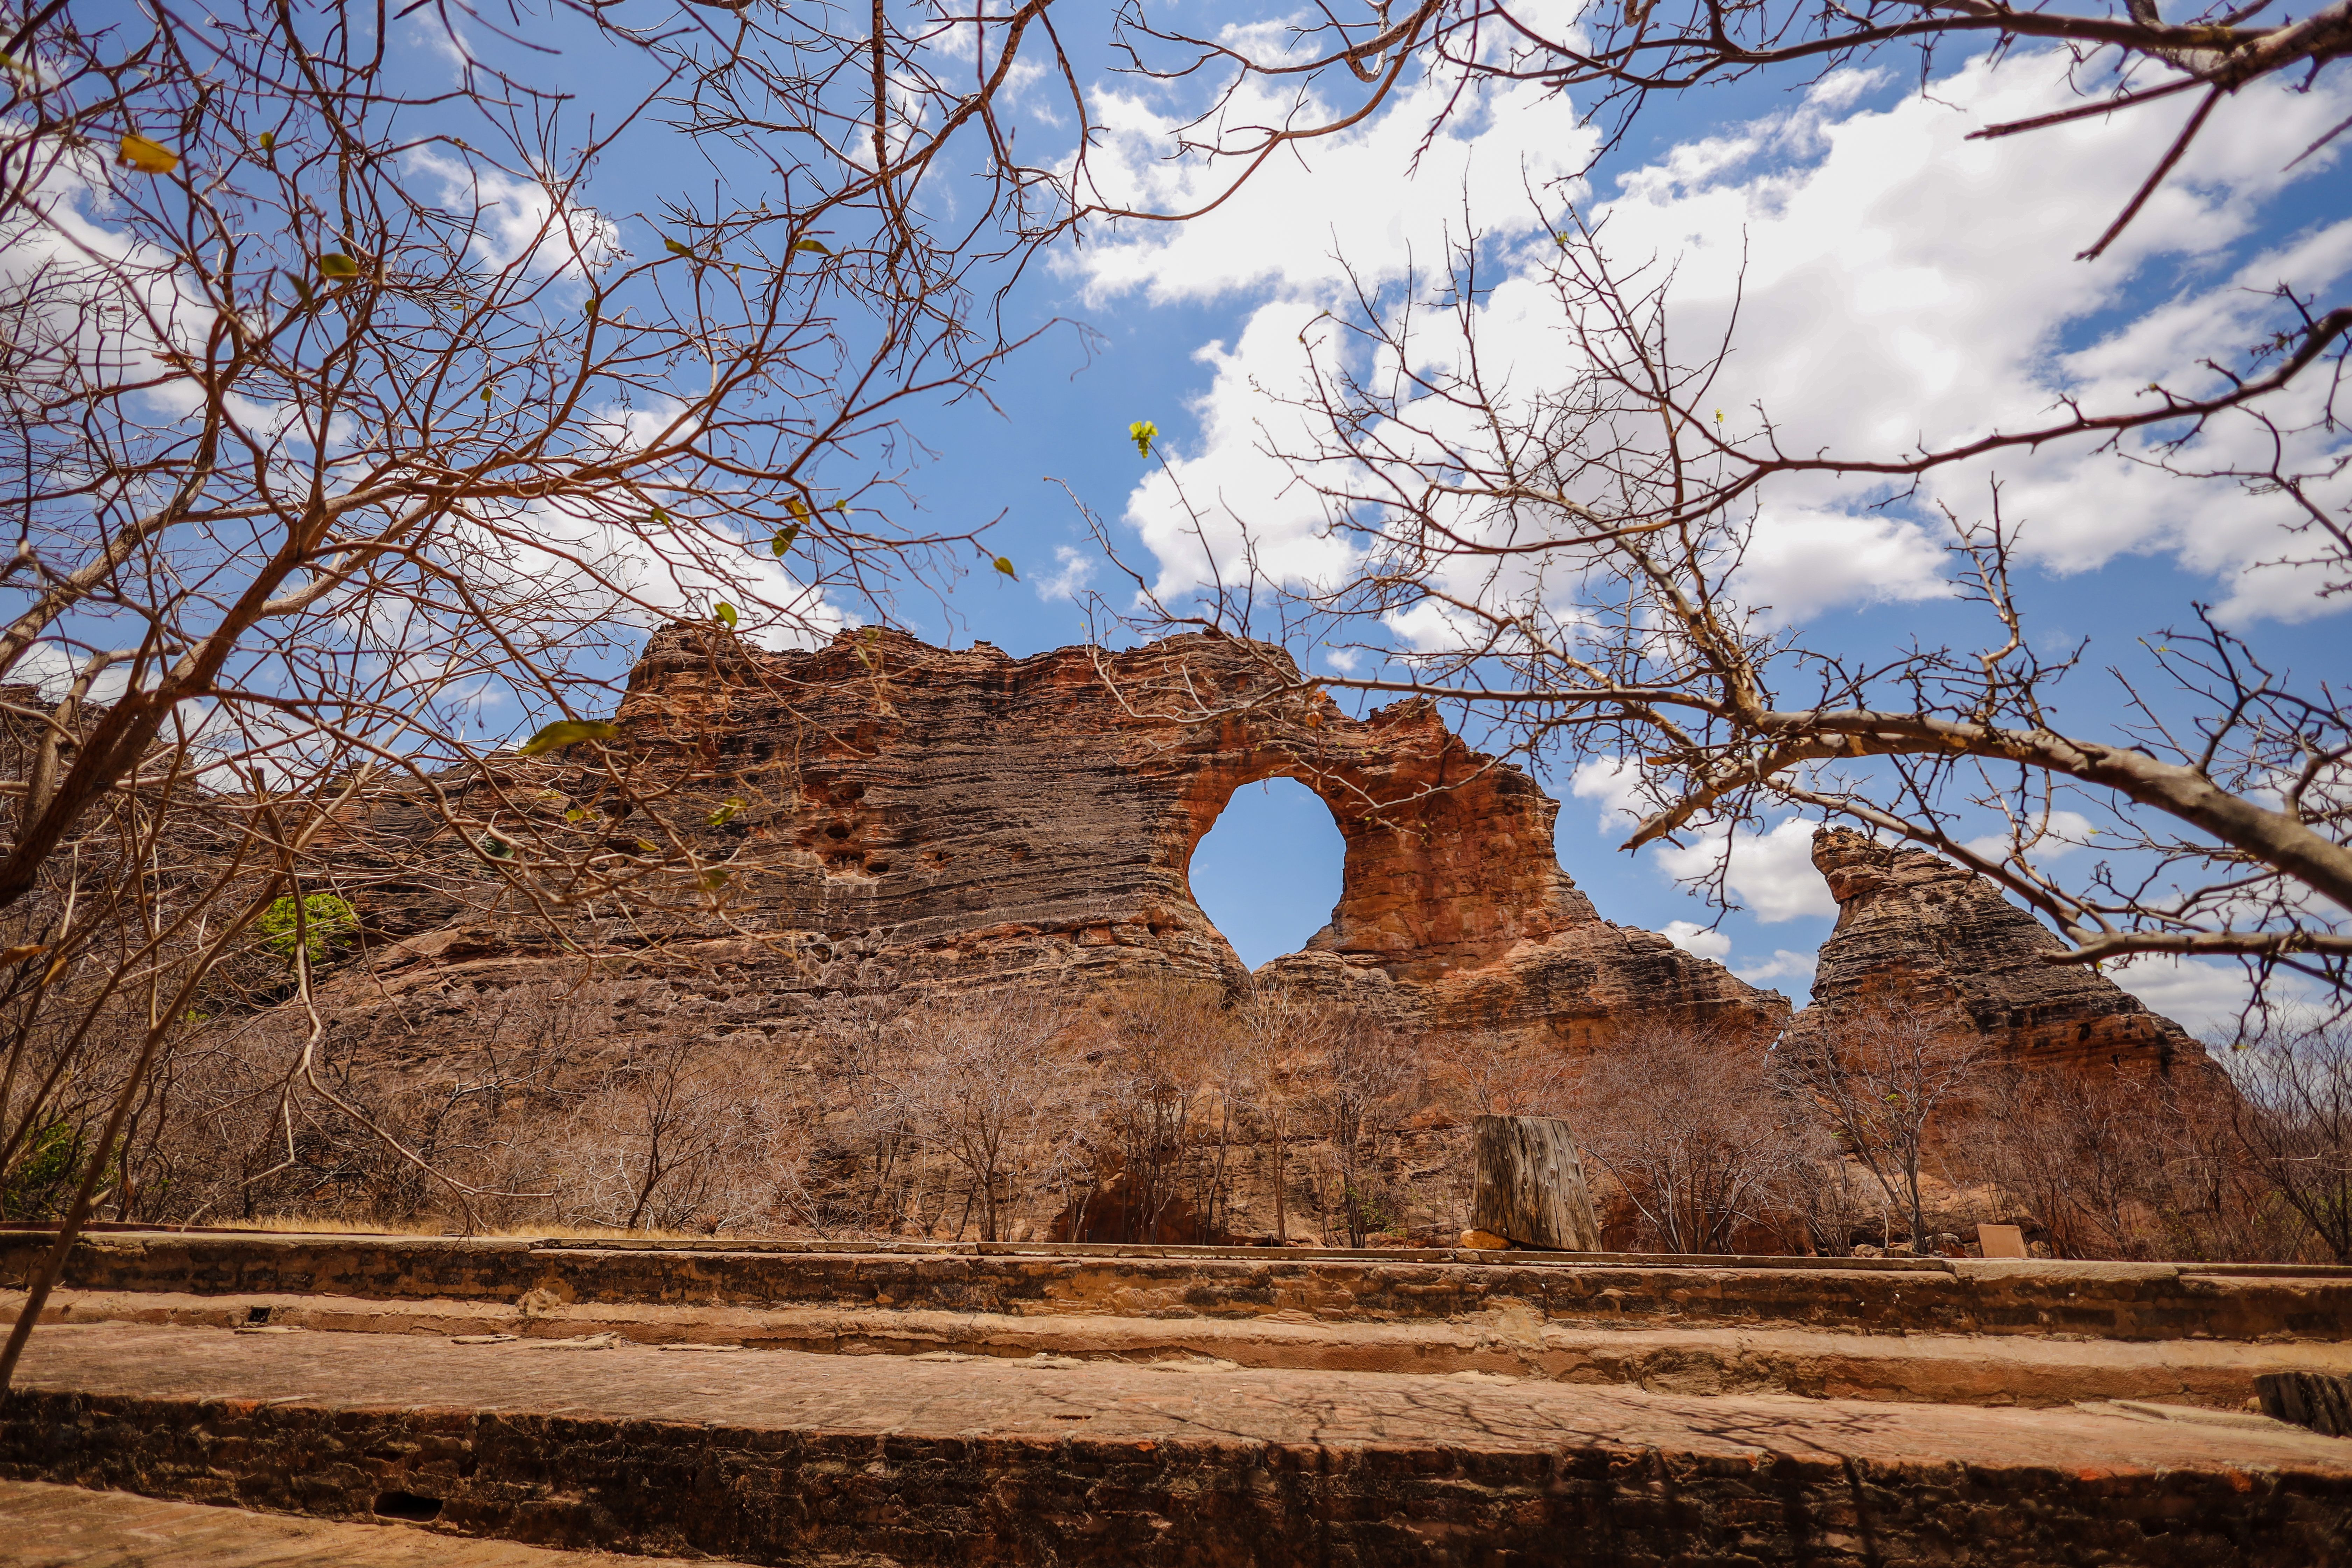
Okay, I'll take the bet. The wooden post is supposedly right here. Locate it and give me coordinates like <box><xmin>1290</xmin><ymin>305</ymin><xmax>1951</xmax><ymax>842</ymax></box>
<box><xmin>1472</xmin><ymin>1115</ymin><xmax>1602</xmax><ymax>1252</ymax></box>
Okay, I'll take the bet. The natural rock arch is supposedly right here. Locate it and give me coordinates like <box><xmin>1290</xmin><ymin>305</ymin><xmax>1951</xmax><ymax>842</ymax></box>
<box><xmin>581</xmin><ymin>624</ymin><xmax>1784</xmax><ymax>1050</ymax></box>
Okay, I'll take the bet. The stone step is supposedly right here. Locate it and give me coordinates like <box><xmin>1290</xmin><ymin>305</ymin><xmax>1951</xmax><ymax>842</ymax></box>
<box><xmin>7</xmin><ymin>1321</ymin><xmax>2350</xmax><ymax>1567</ymax></box>
<box><xmin>0</xmin><ymin>1478</ymin><xmax>761</xmax><ymax>1567</ymax></box>
<box><xmin>21</xmin><ymin>1286</ymin><xmax>2352</xmax><ymax>1411</ymax></box>
<box><xmin>10</xmin><ymin>1231</ymin><xmax>2348</xmax><ymax>1344</ymax></box>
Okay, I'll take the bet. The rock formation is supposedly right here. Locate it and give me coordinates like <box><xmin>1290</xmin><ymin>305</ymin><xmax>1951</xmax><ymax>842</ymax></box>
<box><xmin>337</xmin><ymin>625</ymin><xmax>1784</xmax><ymax>1051</ymax></box>
<box><xmin>1797</xmin><ymin>826</ymin><xmax>2210</xmax><ymax>1077</ymax></box>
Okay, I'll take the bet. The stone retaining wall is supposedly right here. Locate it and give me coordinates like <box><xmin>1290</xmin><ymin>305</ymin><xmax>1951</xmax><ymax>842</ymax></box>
<box><xmin>7</xmin><ymin>1231</ymin><xmax>2347</xmax><ymax>1343</ymax></box>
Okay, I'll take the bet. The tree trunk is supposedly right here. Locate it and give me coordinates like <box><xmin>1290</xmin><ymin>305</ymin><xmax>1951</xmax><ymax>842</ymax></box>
<box><xmin>1472</xmin><ymin>1115</ymin><xmax>1603</xmax><ymax>1251</ymax></box>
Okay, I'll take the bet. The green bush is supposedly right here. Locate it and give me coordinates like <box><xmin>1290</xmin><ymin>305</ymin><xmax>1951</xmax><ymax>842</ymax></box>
<box><xmin>257</xmin><ymin>892</ymin><xmax>358</xmax><ymax>965</ymax></box>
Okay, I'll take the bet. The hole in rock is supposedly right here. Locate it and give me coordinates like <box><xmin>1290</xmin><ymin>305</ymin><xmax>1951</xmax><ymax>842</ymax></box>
<box><xmin>1188</xmin><ymin>778</ymin><xmax>1345</xmax><ymax>969</ymax></box>
<box><xmin>245</xmin><ymin>1305</ymin><xmax>271</xmax><ymax>1324</ymax></box>
<box><xmin>373</xmin><ymin>1491</ymin><xmax>445</xmax><ymax>1522</ymax></box>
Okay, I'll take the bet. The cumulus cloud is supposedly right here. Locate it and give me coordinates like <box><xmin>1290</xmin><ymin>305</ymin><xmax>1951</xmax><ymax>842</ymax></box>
<box><xmin>1660</xmin><ymin>919</ymin><xmax>1731</xmax><ymax>959</ymax></box>
<box><xmin>1652</xmin><ymin>817</ymin><xmax>1837</xmax><ymax>922</ymax></box>
<box><xmin>1033</xmin><ymin>544</ymin><xmax>1097</xmax><ymax>603</ymax></box>
<box><xmin>1094</xmin><ymin>51</ymin><xmax>2352</xmax><ymax>631</ymax></box>
<box><xmin>1735</xmin><ymin>949</ymin><xmax>1819</xmax><ymax>988</ymax></box>
<box><xmin>410</xmin><ymin>150</ymin><xmax>619</xmax><ymax>279</ymax></box>
<box><xmin>2107</xmin><ymin>955</ymin><xmax>2270</xmax><ymax>1041</ymax></box>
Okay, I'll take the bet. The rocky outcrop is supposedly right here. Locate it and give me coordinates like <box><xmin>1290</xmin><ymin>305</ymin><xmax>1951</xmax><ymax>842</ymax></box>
<box><xmin>1798</xmin><ymin>826</ymin><xmax>2210</xmax><ymax>1076</ymax></box>
<box><xmin>333</xmin><ymin>625</ymin><xmax>1783</xmax><ymax>1051</ymax></box>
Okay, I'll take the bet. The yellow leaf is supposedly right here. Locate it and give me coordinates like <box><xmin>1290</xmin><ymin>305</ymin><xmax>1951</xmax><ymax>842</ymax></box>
<box><xmin>993</xmin><ymin>556</ymin><xmax>1018</xmax><ymax>581</ymax></box>
<box><xmin>700</xmin><ymin>868</ymin><xmax>730</xmax><ymax>890</ymax></box>
<box><xmin>714</xmin><ymin>601</ymin><xmax>738</xmax><ymax>629</ymax></box>
<box><xmin>707</xmin><ymin>797</ymin><xmax>745</xmax><ymax>827</ymax></box>
<box><xmin>564</xmin><ymin>807</ymin><xmax>588</xmax><ymax>822</ymax></box>
<box><xmin>649</xmin><ymin>505</ymin><xmax>672</xmax><ymax>528</ymax></box>
<box><xmin>318</xmin><ymin>252</ymin><xmax>360</xmax><ymax>279</ymax></box>
<box><xmin>120</xmin><ymin>134</ymin><xmax>179</xmax><ymax>174</ymax></box>
<box><xmin>792</xmin><ymin>238</ymin><xmax>832</xmax><ymax>256</ymax></box>
<box><xmin>1128</xmin><ymin>420</ymin><xmax>1157</xmax><ymax>458</ymax></box>
<box><xmin>787</xmin><ymin>496</ymin><xmax>813</xmax><ymax>523</ymax></box>
<box><xmin>664</xmin><ymin>237</ymin><xmax>693</xmax><ymax>257</ymax></box>
<box><xmin>516</xmin><ymin>719</ymin><xmax>618</xmax><ymax>756</ymax></box>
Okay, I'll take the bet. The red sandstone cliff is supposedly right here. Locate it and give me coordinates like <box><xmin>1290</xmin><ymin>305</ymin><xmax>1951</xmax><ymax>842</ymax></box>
<box><xmin>1795</xmin><ymin>826</ymin><xmax>2212</xmax><ymax>1077</ymax></box>
<box><xmin>336</xmin><ymin>625</ymin><xmax>1785</xmax><ymax>1051</ymax></box>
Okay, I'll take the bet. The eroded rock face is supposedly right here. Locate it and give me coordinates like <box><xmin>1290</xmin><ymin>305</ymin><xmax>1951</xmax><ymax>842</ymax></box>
<box><xmin>1799</xmin><ymin>826</ymin><xmax>2209</xmax><ymax>1076</ymax></box>
<box><xmin>349</xmin><ymin>626</ymin><xmax>1783</xmax><ymax>1050</ymax></box>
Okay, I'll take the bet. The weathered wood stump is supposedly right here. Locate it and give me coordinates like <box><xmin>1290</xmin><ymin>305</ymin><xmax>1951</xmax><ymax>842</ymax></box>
<box><xmin>1472</xmin><ymin>1115</ymin><xmax>1602</xmax><ymax>1252</ymax></box>
<box><xmin>2258</xmin><ymin>1371</ymin><xmax>2352</xmax><ymax>1436</ymax></box>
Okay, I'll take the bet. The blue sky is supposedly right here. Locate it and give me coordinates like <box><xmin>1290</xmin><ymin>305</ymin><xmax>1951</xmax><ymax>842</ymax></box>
<box><xmin>197</xmin><ymin>6</ymin><xmax>2350</xmax><ymax>1030</ymax></box>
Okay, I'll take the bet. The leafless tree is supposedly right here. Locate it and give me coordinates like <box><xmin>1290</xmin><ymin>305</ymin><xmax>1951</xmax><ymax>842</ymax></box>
<box><xmin>1774</xmin><ymin>996</ymin><xmax>1990</xmax><ymax>1249</ymax></box>
<box><xmin>1090</xmin><ymin>979</ymin><xmax>1225</xmax><ymax>1243</ymax></box>
<box><xmin>0</xmin><ymin>0</ymin><xmax>1255</xmax><ymax>1393</ymax></box>
<box><xmin>879</xmin><ymin>990</ymin><xmax>1084</xmax><ymax>1243</ymax></box>
<box><xmin>553</xmin><ymin>1025</ymin><xmax>797</xmax><ymax>1234</ymax></box>
<box><xmin>1577</xmin><ymin>1023</ymin><xmax>1820</xmax><ymax>1254</ymax></box>
<box><xmin>1311</xmin><ymin>1010</ymin><xmax>1418</xmax><ymax>1247</ymax></box>
<box><xmin>1425</xmin><ymin>1030</ymin><xmax>1567</xmax><ymax>1118</ymax></box>
<box><xmin>1229</xmin><ymin>981</ymin><xmax>1336</xmax><ymax>1245</ymax></box>
<box><xmin>2227</xmin><ymin>1011</ymin><xmax>2352</xmax><ymax>1261</ymax></box>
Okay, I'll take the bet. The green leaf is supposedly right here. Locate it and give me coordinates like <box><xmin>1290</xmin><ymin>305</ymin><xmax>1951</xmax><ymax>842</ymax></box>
<box><xmin>770</xmin><ymin>523</ymin><xmax>799</xmax><ymax>557</ymax></box>
<box><xmin>700</xmin><ymin>868</ymin><xmax>730</xmax><ymax>890</ymax></box>
<box><xmin>516</xmin><ymin>718</ymin><xmax>618</xmax><ymax>756</ymax></box>
<box><xmin>119</xmin><ymin>134</ymin><xmax>180</xmax><ymax>174</ymax></box>
<box><xmin>993</xmin><ymin>556</ymin><xmax>1018</xmax><ymax>581</ymax></box>
<box><xmin>564</xmin><ymin>806</ymin><xmax>589</xmax><ymax>822</ymax></box>
<box><xmin>707</xmin><ymin>797</ymin><xmax>745</xmax><ymax>827</ymax></box>
<box><xmin>648</xmin><ymin>505</ymin><xmax>672</xmax><ymax>528</ymax></box>
<box><xmin>1128</xmin><ymin>420</ymin><xmax>1158</xmax><ymax>458</ymax></box>
<box><xmin>714</xmin><ymin>601</ymin><xmax>739</xmax><ymax>629</ymax></box>
<box><xmin>792</xmin><ymin>238</ymin><xmax>832</xmax><ymax>256</ymax></box>
<box><xmin>482</xmin><ymin>835</ymin><xmax>513</xmax><ymax>860</ymax></box>
<box><xmin>663</xmin><ymin>236</ymin><xmax>694</xmax><ymax>258</ymax></box>
<box><xmin>832</xmin><ymin>499</ymin><xmax>848</xmax><ymax>512</ymax></box>
<box><xmin>318</xmin><ymin>252</ymin><xmax>360</xmax><ymax>279</ymax></box>
<box><xmin>286</xmin><ymin>270</ymin><xmax>314</xmax><ymax>308</ymax></box>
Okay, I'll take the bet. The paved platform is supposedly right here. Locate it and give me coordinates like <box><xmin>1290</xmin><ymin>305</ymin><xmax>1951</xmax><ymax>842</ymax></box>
<box><xmin>0</xmin><ymin>1479</ymin><xmax>757</xmax><ymax>1567</ymax></box>
<box><xmin>6</xmin><ymin>1322</ymin><xmax>2351</xmax><ymax>1565</ymax></box>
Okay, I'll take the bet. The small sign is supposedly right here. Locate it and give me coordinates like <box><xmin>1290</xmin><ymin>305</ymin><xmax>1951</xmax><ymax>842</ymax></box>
<box><xmin>1977</xmin><ymin>1223</ymin><xmax>2028</xmax><ymax>1259</ymax></box>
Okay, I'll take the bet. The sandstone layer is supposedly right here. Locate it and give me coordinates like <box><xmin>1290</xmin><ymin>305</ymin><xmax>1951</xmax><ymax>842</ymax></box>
<box><xmin>1798</xmin><ymin>826</ymin><xmax>2209</xmax><ymax>1076</ymax></box>
<box><xmin>337</xmin><ymin>626</ymin><xmax>1781</xmax><ymax>1051</ymax></box>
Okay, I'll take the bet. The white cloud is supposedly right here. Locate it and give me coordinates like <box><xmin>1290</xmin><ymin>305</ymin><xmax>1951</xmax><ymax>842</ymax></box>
<box><xmin>1661</xmin><ymin>919</ymin><xmax>1731</xmax><ymax>959</ymax></box>
<box><xmin>1569</xmin><ymin>755</ymin><xmax>1644</xmax><ymax>833</ymax></box>
<box><xmin>2107</xmin><ymin>955</ymin><xmax>2268</xmax><ymax>1041</ymax></box>
<box><xmin>1102</xmin><ymin>50</ymin><xmax>2352</xmax><ymax>631</ymax></box>
<box><xmin>1653</xmin><ymin>817</ymin><xmax>1836</xmax><ymax>922</ymax></box>
<box><xmin>1962</xmin><ymin>809</ymin><xmax>2100</xmax><ymax>864</ymax></box>
<box><xmin>1735</xmin><ymin>948</ymin><xmax>1819</xmax><ymax>988</ymax></box>
<box><xmin>410</xmin><ymin>150</ymin><xmax>619</xmax><ymax>279</ymax></box>
<box><xmin>1034</xmin><ymin>544</ymin><xmax>1096</xmax><ymax>603</ymax></box>
<box><xmin>1069</xmin><ymin>72</ymin><xmax>1597</xmax><ymax>305</ymax></box>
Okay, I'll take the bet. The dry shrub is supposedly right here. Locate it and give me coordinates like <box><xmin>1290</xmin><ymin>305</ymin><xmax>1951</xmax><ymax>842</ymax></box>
<box><xmin>1577</xmin><ymin>1024</ymin><xmax>1820</xmax><ymax>1254</ymax></box>
<box><xmin>1082</xmin><ymin>979</ymin><xmax>1230</xmax><ymax>1244</ymax></box>
<box><xmin>1775</xmin><ymin>996</ymin><xmax>1989</xmax><ymax>1249</ymax></box>
<box><xmin>2227</xmin><ymin>1013</ymin><xmax>2352</xmax><ymax>1263</ymax></box>
<box><xmin>873</xmin><ymin>989</ymin><xmax>1086</xmax><ymax>1243</ymax></box>
<box><xmin>546</xmin><ymin>1031</ymin><xmax>803</xmax><ymax>1234</ymax></box>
